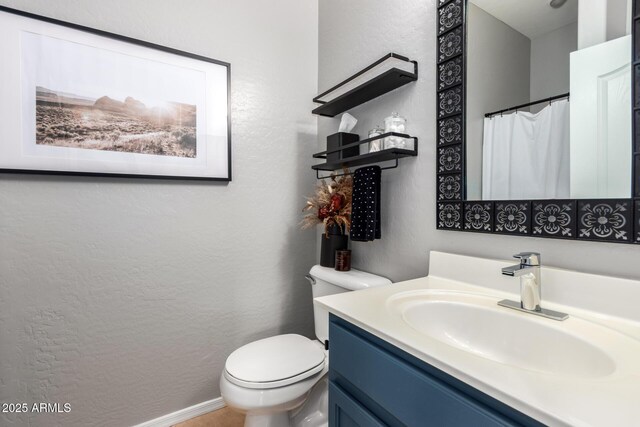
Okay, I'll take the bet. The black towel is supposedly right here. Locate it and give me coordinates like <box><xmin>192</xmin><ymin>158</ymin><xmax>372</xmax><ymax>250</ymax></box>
<box><xmin>350</xmin><ymin>166</ymin><xmax>381</xmax><ymax>241</ymax></box>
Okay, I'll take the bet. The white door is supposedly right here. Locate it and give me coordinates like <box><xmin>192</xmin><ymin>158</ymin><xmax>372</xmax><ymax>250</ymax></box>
<box><xmin>569</xmin><ymin>35</ymin><xmax>632</xmax><ymax>199</ymax></box>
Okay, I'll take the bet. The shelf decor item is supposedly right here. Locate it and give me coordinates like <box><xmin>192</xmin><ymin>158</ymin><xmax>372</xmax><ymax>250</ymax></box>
<box><xmin>326</xmin><ymin>132</ymin><xmax>360</xmax><ymax>163</ymax></box>
<box><xmin>367</xmin><ymin>126</ymin><xmax>385</xmax><ymax>153</ymax></box>
<box><xmin>301</xmin><ymin>170</ymin><xmax>352</xmax><ymax>267</ymax></box>
<box><xmin>328</xmin><ymin>113</ymin><xmax>360</xmax><ymax>161</ymax></box>
<box><xmin>334</xmin><ymin>249</ymin><xmax>352</xmax><ymax>272</ymax></box>
<box><xmin>0</xmin><ymin>6</ymin><xmax>231</xmax><ymax>180</ymax></box>
<box><xmin>384</xmin><ymin>112</ymin><xmax>407</xmax><ymax>149</ymax></box>
<box><xmin>320</xmin><ymin>224</ymin><xmax>349</xmax><ymax>268</ymax></box>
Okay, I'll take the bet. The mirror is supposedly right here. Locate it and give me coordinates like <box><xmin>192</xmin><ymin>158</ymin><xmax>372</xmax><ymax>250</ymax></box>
<box><xmin>466</xmin><ymin>0</ymin><xmax>632</xmax><ymax>201</ymax></box>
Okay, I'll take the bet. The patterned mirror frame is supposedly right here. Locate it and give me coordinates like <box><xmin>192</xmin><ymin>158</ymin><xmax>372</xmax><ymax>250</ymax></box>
<box><xmin>436</xmin><ymin>0</ymin><xmax>640</xmax><ymax>244</ymax></box>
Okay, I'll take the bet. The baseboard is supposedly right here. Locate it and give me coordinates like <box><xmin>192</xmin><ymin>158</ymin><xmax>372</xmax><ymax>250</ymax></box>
<box><xmin>133</xmin><ymin>397</ymin><xmax>226</xmax><ymax>427</ymax></box>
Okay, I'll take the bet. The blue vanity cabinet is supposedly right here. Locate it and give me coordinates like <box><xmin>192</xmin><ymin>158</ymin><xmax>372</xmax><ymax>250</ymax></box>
<box><xmin>328</xmin><ymin>314</ymin><xmax>545</xmax><ymax>427</ymax></box>
<box><xmin>329</xmin><ymin>381</ymin><xmax>386</xmax><ymax>427</ymax></box>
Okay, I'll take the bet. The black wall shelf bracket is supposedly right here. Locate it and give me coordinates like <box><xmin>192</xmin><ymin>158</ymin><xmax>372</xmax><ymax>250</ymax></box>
<box><xmin>312</xmin><ymin>53</ymin><xmax>418</xmax><ymax>117</ymax></box>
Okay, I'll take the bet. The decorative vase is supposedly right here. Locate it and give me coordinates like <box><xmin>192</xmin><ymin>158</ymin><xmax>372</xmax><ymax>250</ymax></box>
<box><xmin>320</xmin><ymin>223</ymin><xmax>348</xmax><ymax>268</ymax></box>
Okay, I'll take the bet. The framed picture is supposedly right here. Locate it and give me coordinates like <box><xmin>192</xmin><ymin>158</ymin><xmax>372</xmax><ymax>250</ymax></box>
<box><xmin>0</xmin><ymin>6</ymin><xmax>231</xmax><ymax>181</ymax></box>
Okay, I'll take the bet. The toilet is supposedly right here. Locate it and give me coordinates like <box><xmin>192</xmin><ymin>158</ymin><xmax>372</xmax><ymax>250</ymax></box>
<box><xmin>220</xmin><ymin>265</ymin><xmax>391</xmax><ymax>427</ymax></box>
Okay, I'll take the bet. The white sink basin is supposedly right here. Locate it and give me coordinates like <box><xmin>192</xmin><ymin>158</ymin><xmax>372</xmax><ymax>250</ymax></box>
<box><xmin>386</xmin><ymin>290</ymin><xmax>640</xmax><ymax>379</ymax></box>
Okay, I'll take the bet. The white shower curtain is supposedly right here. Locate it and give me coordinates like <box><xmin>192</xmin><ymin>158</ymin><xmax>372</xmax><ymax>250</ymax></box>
<box><xmin>482</xmin><ymin>99</ymin><xmax>570</xmax><ymax>200</ymax></box>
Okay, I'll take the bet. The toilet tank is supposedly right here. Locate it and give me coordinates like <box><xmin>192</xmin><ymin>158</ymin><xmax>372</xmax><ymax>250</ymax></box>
<box><xmin>309</xmin><ymin>265</ymin><xmax>392</xmax><ymax>344</ymax></box>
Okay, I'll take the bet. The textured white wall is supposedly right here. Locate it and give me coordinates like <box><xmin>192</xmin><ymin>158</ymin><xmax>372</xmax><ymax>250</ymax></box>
<box><xmin>0</xmin><ymin>1</ymin><xmax>318</xmax><ymax>426</ymax></box>
<box><xmin>318</xmin><ymin>0</ymin><xmax>640</xmax><ymax>282</ymax></box>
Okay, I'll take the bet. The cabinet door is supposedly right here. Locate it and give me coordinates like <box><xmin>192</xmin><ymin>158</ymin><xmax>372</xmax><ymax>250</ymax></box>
<box><xmin>329</xmin><ymin>315</ymin><xmax>543</xmax><ymax>427</ymax></box>
<box><xmin>329</xmin><ymin>382</ymin><xmax>386</xmax><ymax>427</ymax></box>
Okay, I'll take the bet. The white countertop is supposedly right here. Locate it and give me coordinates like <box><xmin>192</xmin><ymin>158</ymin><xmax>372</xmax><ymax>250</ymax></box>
<box><xmin>314</xmin><ymin>252</ymin><xmax>640</xmax><ymax>427</ymax></box>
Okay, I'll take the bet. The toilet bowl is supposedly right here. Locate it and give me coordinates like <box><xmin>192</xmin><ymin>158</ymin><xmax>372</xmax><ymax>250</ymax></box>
<box><xmin>220</xmin><ymin>334</ymin><xmax>328</xmax><ymax>427</ymax></box>
<box><xmin>220</xmin><ymin>266</ymin><xmax>391</xmax><ymax>427</ymax></box>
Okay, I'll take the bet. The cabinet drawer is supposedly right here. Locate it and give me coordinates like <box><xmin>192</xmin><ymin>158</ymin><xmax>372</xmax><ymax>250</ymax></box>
<box><xmin>330</xmin><ymin>318</ymin><xmax>529</xmax><ymax>427</ymax></box>
<box><xmin>329</xmin><ymin>381</ymin><xmax>386</xmax><ymax>427</ymax></box>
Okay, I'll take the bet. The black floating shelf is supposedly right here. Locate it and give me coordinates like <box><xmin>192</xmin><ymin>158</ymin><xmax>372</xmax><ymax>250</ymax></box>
<box><xmin>312</xmin><ymin>148</ymin><xmax>417</xmax><ymax>171</ymax></box>
<box><xmin>312</xmin><ymin>53</ymin><xmax>418</xmax><ymax>118</ymax></box>
<box><xmin>312</xmin><ymin>132</ymin><xmax>418</xmax><ymax>177</ymax></box>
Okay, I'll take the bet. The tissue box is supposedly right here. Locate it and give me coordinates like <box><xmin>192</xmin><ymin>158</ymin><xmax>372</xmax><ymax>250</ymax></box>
<box><xmin>326</xmin><ymin>132</ymin><xmax>359</xmax><ymax>163</ymax></box>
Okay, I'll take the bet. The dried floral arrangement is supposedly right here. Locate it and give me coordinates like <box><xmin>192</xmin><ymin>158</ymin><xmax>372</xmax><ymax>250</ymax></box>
<box><xmin>301</xmin><ymin>169</ymin><xmax>352</xmax><ymax>236</ymax></box>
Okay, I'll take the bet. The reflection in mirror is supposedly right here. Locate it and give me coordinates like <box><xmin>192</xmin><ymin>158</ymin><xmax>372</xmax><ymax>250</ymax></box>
<box><xmin>466</xmin><ymin>0</ymin><xmax>632</xmax><ymax>201</ymax></box>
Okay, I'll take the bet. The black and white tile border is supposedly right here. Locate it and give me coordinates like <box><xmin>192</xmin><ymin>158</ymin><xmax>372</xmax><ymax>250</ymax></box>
<box><xmin>438</xmin><ymin>0</ymin><xmax>463</xmax><ymax>35</ymax></box>
<box><xmin>437</xmin><ymin>174</ymin><xmax>462</xmax><ymax>201</ymax></box>
<box><xmin>438</xmin><ymin>202</ymin><xmax>462</xmax><ymax>230</ymax></box>
<box><xmin>577</xmin><ymin>200</ymin><xmax>633</xmax><ymax>242</ymax></box>
<box><xmin>438</xmin><ymin>86</ymin><xmax>463</xmax><ymax>118</ymax></box>
<box><xmin>438</xmin><ymin>116</ymin><xmax>463</xmax><ymax>147</ymax></box>
<box><xmin>532</xmin><ymin>201</ymin><xmax>576</xmax><ymax>239</ymax></box>
<box><xmin>494</xmin><ymin>202</ymin><xmax>530</xmax><ymax>235</ymax></box>
<box><xmin>435</xmin><ymin>0</ymin><xmax>465</xmax><ymax>212</ymax></box>
<box><xmin>635</xmin><ymin>201</ymin><xmax>640</xmax><ymax>242</ymax></box>
<box><xmin>434</xmin><ymin>0</ymin><xmax>640</xmax><ymax>244</ymax></box>
<box><xmin>437</xmin><ymin>26</ymin><xmax>463</xmax><ymax>64</ymax></box>
<box><xmin>438</xmin><ymin>145</ymin><xmax>462</xmax><ymax>173</ymax></box>
<box><xmin>438</xmin><ymin>56</ymin><xmax>463</xmax><ymax>91</ymax></box>
<box><xmin>464</xmin><ymin>202</ymin><xmax>492</xmax><ymax>232</ymax></box>
<box><xmin>635</xmin><ymin>153</ymin><xmax>640</xmax><ymax>198</ymax></box>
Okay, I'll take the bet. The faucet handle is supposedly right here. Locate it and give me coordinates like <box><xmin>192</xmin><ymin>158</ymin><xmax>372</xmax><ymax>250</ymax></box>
<box><xmin>513</xmin><ymin>252</ymin><xmax>540</xmax><ymax>266</ymax></box>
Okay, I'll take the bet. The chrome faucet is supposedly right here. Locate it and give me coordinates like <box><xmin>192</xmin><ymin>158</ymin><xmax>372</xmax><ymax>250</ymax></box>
<box><xmin>501</xmin><ymin>252</ymin><xmax>541</xmax><ymax>311</ymax></box>
<box><xmin>498</xmin><ymin>252</ymin><xmax>568</xmax><ymax>321</ymax></box>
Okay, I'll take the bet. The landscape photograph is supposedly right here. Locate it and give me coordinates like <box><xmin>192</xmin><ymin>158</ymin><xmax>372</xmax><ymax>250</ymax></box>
<box><xmin>35</xmin><ymin>86</ymin><xmax>197</xmax><ymax>158</ymax></box>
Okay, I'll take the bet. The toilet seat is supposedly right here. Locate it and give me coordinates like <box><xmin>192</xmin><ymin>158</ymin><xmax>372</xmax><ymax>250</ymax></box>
<box><xmin>224</xmin><ymin>334</ymin><xmax>326</xmax><ymax>390</ymax></box>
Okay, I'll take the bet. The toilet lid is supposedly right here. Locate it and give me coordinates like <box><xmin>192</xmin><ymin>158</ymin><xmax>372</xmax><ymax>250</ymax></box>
<box><xmin>224</xmin><ymin>334</ymin><xmax>326</xmax><ymax>389</ymax></box>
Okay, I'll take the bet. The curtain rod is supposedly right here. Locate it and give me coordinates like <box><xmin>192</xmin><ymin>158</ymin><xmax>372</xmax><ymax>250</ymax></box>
<box><xmin>485</xmin><ymin>92</ymin><xmax>570</xmax><ymax>118</ymax></box>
